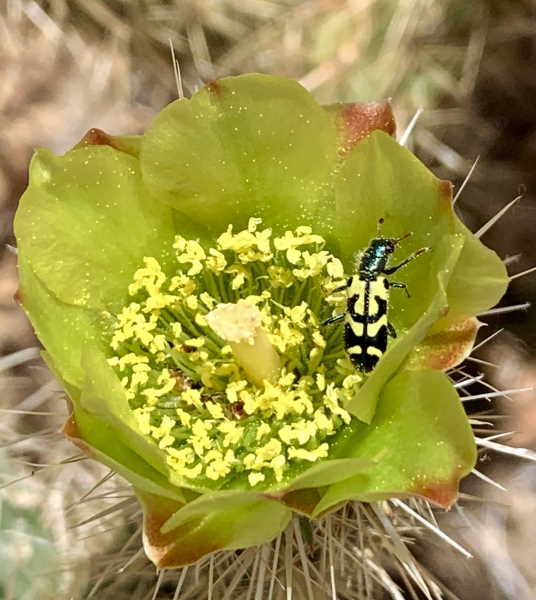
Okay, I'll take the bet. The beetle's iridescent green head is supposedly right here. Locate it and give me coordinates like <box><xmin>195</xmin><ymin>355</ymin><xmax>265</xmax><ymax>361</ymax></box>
<box><xmin>14</xmin><ymin>74</ymin><xmax>508</xmax><ymax>567</ymax></box>
<box><xmin>370</xmin><ymin>237</ymin><xmax>396</xmax><ymax>254</ymax></box>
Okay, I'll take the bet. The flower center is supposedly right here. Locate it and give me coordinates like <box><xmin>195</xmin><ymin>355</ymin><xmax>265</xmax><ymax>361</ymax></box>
<box><xmin>105</xmin><ymin>219</ymin><xmax>361</xmax><ymax>489</ymax></box>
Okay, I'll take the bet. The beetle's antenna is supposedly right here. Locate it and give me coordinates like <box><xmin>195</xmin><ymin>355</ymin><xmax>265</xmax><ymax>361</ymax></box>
<box><xmin>394</xmin><ymin>231</ymin><xmax>413</xmax><ymax>245</ymax></box>
<box><xmin>376</xmin><ymin>217</ymin><xmax>385</xmax><ymax>235</ymax></box>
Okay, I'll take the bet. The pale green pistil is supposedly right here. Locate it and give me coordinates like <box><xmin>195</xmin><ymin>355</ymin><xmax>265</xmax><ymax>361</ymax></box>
<box><xmin>205</xmin><ymin>300</ymin><xmax>281</xmax><ymax>385</ymax></box>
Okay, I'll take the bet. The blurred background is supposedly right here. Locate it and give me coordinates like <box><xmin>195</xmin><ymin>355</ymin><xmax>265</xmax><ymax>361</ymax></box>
<box><xmin>1</xmin><ymin>1</ymin><xmax>536</xmax><ymax>598</ymax></box>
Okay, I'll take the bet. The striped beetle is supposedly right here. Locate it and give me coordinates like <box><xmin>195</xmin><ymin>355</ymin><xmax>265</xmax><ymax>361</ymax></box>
<box><xmin>323</xmin><ymin>219</ymin><xmax>430</xmax><ymax>372</ymax></box>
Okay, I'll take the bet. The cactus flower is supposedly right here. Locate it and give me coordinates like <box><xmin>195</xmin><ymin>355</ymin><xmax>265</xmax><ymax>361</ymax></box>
<box><xmin>14</xmin><ymin>74</ymin><xmax>508</xmax><ymax>567</ymax></box>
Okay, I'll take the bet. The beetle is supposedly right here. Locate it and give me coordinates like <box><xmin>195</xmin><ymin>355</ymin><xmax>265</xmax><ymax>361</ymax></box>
<box><xmin>322</xmin><ymin>220</ymin><xmax>430</xmax><ymax>372</ymax></box>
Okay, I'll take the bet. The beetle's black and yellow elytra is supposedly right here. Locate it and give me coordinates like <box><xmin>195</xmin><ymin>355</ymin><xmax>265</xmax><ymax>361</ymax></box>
<box><xmin>343</xmin><ymin>272</ymin><xmax>390</xmax><ymax>372</ymax></box>
<box><xmin>323</xmin><ymin>224</ymin><xmax>429</xmax><ymax>373</ymax></box>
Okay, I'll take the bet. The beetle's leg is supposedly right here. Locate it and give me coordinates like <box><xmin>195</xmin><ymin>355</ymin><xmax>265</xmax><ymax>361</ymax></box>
<box><xmin>383</xmin><ymin>247</ymin><xmax>430</xmax><ymax>275</ymax></box>
<box><xmin>324</xmin><ymin>277</ymin><xmax>351</xmax><ymax>298</ymax></box>
<box><xmin>326</xmin><ymin>284</ymin><xmax>348</xmax><ymax>295</ymax></box>
<box><xmin>326</xmin><ymin>275</ymin><xmax>354</xmax><ymax>296</ymax></box>
<box><xmin>322</xmin><ymin>313</ymin><xmax>345</xmax><ymax>326</ymax></box>
<box><xmin>390</xmin><ymin>281</ymin><xmax>410</xmax><ymax>298</ymax></box>
<box><xmin>387</xmin><ymin>322</ymin><xmax>397</xmax><ymax>338</ymax></box>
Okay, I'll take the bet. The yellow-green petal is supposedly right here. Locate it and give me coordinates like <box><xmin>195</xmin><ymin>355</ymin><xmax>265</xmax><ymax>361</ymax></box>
<box><xmin>17</xmin><ymin>259</ymin><xmax>98</xmax><ymax>388</ymax></box>
<box><xmin>141</xmin><ymin>73</ymin><xmax>339</xmax><ymax>239</ymax></box>
<box><xmin>65</xmin><ymin>409</ymin><xmax>186</xmax><ymax>503</ymax></box>
<box><xmin>314</xmin><ymin>369</ymin><xmax>476</xmax><ymax>516</ymax></box>
<box><xmin>79</xmin><ymin>350</ymin><xmax>171</xmax><ymax>476</ymax></box>
<box><xmin>275</xmin><ymin>457</ymin><xmax>373</xmax><ymax>493</ymax></box>
<box><xmin>15</xmin><ymin>146</ymin><xmax>175</xmax><ymax>312</ymax></box>
<box><xmin>446</xmin><ymin>220</ymin><xmax>509</xmax><ymax>317</ymax></box>
<box><xmin>406</xmin><ymin>316</ymin><xmax>482</xmax><ymax>371</ymax></box>
<box><xmin>139</xmin><ymin>489</ymin><xmax>291</xmax><ymax>568</ymax></box>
